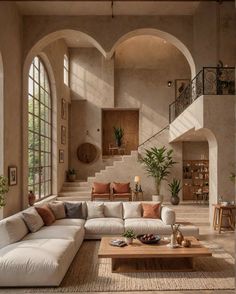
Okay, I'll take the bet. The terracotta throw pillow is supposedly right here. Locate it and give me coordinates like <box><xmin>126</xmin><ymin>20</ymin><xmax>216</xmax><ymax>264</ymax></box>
<box><xmin>35</xmin><ymin>205</ymin><xmax>55</xmax><ymax>226</ymax></box>
<box><xmin>142</xmin><ymin>203</ymin><xmax>161</xmax><ymax>219</ymax></box>
<box><xmin>113</xmin><ymin>182</ymin><xmax>130</xmax><ymax>194</ymax></box>
<box><xmin>93</xmin><ymin>182</ymin><xmax>110</xmax><ymax>194</ymax></box>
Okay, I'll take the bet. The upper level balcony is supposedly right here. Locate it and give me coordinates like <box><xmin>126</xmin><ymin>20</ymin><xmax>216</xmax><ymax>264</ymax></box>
<box><xmin>169</xmin><ymin>67</ymin><xmax>235</xmax><ymax>124</ymax></box>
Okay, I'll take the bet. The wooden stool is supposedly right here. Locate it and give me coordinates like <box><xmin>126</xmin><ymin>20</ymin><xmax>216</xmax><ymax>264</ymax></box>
<box><xmin>213</xmin><ymin>204</ymin><xmax>236</xmax><ymax>234</ymax></box>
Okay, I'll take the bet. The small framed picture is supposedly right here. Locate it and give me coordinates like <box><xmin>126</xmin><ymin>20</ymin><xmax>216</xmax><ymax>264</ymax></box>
<box><xmin>61</xmin><ymin>126</ymin><xmax>66</xmax><ymax>145</ymax></box>
<box><xmin>175</xmin><ymin>79</ymin><xmax>190</xmax><ymax>99</ymax></box>
<box><xmin>61</xmin><ymin>99</ymin><xmax>67</xmax><ymax>120</ymax></box>
<box><xmin>59</xmin><ymin>149</ymin><xmax>64</xmax><ymax>163</ymax></box>
<box><xmin>8</xmin><ymin>166</ymin><xmax>17</xmax><ymax>186</ymax></box>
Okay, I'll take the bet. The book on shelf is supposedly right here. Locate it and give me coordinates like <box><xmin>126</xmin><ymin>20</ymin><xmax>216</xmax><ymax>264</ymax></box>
<box><xmin>109</xmin><ymin>239</ymin><xmax>127</xmax><ymax>247</ymax></box>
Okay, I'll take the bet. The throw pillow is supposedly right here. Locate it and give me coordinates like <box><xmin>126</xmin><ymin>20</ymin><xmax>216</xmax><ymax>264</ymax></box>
<box><xmin>113</xmin><ymin>182</ymin><xmax>130</xmax><ymax>193</ymax></box>
<box><xmin>35</xmin><ymin>205</ymin><xmax>56</xmax><ymax>226</ymax></box>
<box><xmin>22</xmin><ymin>208</ymin><xmax>44</xmax><ymax>232</ymax></box>
<box><xmin>87</xmin><ymin>202</ymin><xmax>104</xmax><ymax>219</ymax></box>
<box><xmin>93</xmin><ymin>182</ymin><xmax>110</xmax><ymax>194</ymax></box>
<box><xmin>104</xmin><ymin>202</ymin><xmax>122</xmax><ymax>218</ymax></box>
<box><xmin>64</xmin><ymin>202</ymin><xmax>83</xmax><ymax>219</ymax></box>
<box><xmin>123</xmin><ymin>202</ymin><xmax>141</xmax><ymax>219</ymax></box>
<box><xmin>49</xmin><ymin>201</ymin><xmax>66</xmax><ymax>219</ymax></box>
<box><xmin>142</xmin><ymin>203</ymin><xmax>161</xmax><ymax>219</ymax></box>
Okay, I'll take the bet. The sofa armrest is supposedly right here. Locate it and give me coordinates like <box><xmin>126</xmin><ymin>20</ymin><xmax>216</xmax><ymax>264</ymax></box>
<box><xmin>161</xmin><ymin>206</ymin><xmax>176</xmax><ymax>225</ymax></box>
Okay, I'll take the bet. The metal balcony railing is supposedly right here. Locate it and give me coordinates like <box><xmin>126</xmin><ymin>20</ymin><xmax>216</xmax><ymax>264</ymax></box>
<box><xmin>169</xmin><ymin>67</ymin><xmax>235</xmax><ymax>123</ymax></box>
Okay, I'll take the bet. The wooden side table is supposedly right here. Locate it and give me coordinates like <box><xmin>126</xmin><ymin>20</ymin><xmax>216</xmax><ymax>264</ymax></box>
<box><xmin>132</xmin><ymin>190</ymin><xmax>144</xmax><ymax>201</ymax></box>
<box><xmin>213</xmin><ymin>204</ymin><xmax>236</xmax><ymax>234</ymax></box>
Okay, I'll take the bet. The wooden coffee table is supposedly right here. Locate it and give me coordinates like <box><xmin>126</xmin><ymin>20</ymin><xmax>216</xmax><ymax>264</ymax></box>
<box><xmin>98</xmin><ymin>236</ymin><xmax>212</xmax><ymax>272</ymax></box>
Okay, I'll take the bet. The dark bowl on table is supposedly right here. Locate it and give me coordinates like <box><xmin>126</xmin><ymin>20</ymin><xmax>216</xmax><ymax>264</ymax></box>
<box><xmin>137</xmin><ymin>234</ymin><xmax>161</xmax><ymax>244</ymax></box>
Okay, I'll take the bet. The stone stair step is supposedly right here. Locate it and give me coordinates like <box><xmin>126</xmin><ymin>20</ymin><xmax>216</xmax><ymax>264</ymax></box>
<box><xmin>57</xmin><ymin>195</ymin><xmax>90</xmax><ymax>201</ymax></box>
<box><xmin>62</xmin><ymin>186</ymin><xmax>90</xmax><ymax>192</ymax></box>
<box><xmin>58</xmin><ymin>191</ymin><xmax>91</xmax><ymax>197</ymax></box>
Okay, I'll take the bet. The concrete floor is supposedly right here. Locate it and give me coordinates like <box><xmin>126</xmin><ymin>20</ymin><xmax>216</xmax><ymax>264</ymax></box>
<box><xmin>0</xmin><ymin>204</ymin><xmax>235</xmax><ymax>294</ymax></box>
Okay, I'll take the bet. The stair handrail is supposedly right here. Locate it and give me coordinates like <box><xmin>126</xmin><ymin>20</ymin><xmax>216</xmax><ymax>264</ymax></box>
<box><xmin>138</xmin><ymin>125</ymin><xmax>169</xmax><ymax>148</ymax></box>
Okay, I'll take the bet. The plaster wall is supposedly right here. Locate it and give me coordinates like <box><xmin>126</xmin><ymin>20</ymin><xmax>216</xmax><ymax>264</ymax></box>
<box><xmin>0</xmin><ymin>3</ymin><xmax>22</xmax><ymax>217</ymax></box>
<box><xmin>69</xmin><ymin>48</ymin><xmax>114</xmax><ymax>179</ymax></box>
<box><xmin>183</xmin><ymin>141</ymin><xmax>209</xmax><ymax>160</ymax></box>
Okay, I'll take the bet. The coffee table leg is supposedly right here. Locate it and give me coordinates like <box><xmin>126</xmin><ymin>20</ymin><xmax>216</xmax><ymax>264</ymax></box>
<box><xmin>111</xmin><ymin>258</ymin><xmax>116</xmax><ymax>272</ymax></box>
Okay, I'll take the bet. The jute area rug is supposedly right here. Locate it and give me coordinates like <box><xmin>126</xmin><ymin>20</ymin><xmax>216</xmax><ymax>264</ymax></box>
<box><xmin>28</xmin><ymin>240</ymin><xmax>234</xmax><ymax>292</ymax></box>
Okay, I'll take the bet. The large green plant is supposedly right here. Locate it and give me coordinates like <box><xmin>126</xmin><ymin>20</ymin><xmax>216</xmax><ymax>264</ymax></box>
<box><xmin>113</xmin><ymin>126</ymin><xmax>124</xmax><ymax>147</ymax></box>
<box><xmin>140</xmin><ymin>146</ymin><xmax>176</xmax><ymax>195</ymax></box>
<box><xmin>0</xmin><ymin>175</ymin><xmax>9</xmax><ymax>208</ymax></box>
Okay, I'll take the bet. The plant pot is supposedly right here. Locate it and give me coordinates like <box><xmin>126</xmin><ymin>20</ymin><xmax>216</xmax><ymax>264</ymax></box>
<box><xmin>152</xmin><ymin>195</ymin><xmax>163</xmax><ymax>203</ymax></box>
<box><xmin>171</xmin><ymin>195</ymin><xmax>180</xmax><ymax>205</ymax></box>
<box><xmin>124</xmin><ymin>237</ymin><xmax>133</xmax><ymax>245</ymax></box>
<box><xmin>0</xmin><ymin>207</ymin><xmax>3</xmax><ymax>220</ymax></box>
<box><xmin>68</xmin><ymin>174</ymin><xmax>76</xmax><ymax>182</ymax></box>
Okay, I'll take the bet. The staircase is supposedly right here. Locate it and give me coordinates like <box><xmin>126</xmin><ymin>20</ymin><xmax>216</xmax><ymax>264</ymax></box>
<box><xmin>58</xmin><ymin>153</ymin><xmax>138</xmax><ymax>201</ymax></box>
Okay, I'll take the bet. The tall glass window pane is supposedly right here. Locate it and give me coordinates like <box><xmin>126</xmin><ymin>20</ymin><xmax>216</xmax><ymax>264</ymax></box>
<box><xmin>28</xmin><ymin>56</ymin><xmax>52</xmax><ymax>200</ymax></box>
<box><xmin>63</xmin><ymin>54</ymin><xmax>69</xmax><ymax>86</ymax></box>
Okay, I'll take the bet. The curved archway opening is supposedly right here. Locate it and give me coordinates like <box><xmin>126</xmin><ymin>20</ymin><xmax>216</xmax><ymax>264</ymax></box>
<box><xmin>109</xmin><ymin>28</ymin><xmax>196</xmax><ymax>78</ymax></box>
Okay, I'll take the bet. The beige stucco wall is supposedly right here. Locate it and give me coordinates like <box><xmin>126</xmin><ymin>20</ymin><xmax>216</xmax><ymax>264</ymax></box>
<box><xmin>0</xmin><ymin>3</ymin><xmax>22</xmax><ymax>217</ymax></box>
<box><xmin>183</xmin><ymin>141</ymin><xmax>209</xmax><ymax>160</ymax></box>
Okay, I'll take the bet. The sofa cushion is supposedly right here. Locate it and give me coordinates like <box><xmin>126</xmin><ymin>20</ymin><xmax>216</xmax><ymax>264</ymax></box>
<box><xmin>64</xmin><ymin>202</ymin><xmax>83</xmax><ymax>219</ymax></box>
<box><xmin>142</xmin><ymin>203</ymin><xmax>161</xmax><ymax>219</ymax></box>
<box><xmin>160</xmin><ymin>206</ymin><xmax>176</xmax><ymax>225</ymax></box>
<box><xmin>104</xmin><ymin>202</ymin><xmax>122</xmax><ymax>218</ymax></box>
<box><xmin>49</xmin><ymin>201</ymin><xmax>66</xmax><ymax>219</ymax></box>
<box><xmin>87</xmin><ymin>202</ymin><xmax>104</xmax><ymax>219</ymax></box>
<box><xmin>123</xmin><ymin>202</ymin><xmax>141</xmax><ymax>219</ymax></box>
<box><xmin>125</xmin><ymin>218</ymin><xmax>169</xmax><ymax>235</ymax></box>
<box><xmin>22</xmin><ymin>208</ymin><xmax>44</xmax><ymax>232</ymax></box>
<box><xmin>93</xmin><ymin>182</ymin><xmax>110</xmax><ymax>194</ymax></box>
<box><xmin>0</xmin><ymin>238</ymin><xmax>75</xmax><ymax>287</ymax></box>
<box><xmin>63</xmin><ymin>201</ymin><xmax>87</xmax><ymax>219</ymax></box>
<box><xmin>85</xmin><ymin>218</ymin><xmax>124</xmax><ymax>236</ymax></box>
<box><xmin>113</xmin><ymin>182</ymin><xmax>130</xmax><ymax>193</ymax></box>
<box><xmin>53</xmin><ymin>218</ymin><xmax>85</xmax><ymax>227</ymax></box>
<box><xmin>0</xmin><ymin>215</ymin><xmax>28</xmax><ymax>249</ymax></box>
<box><xmin>35</xmin><ymin>205</ymin><xmax>56</xmax><ymax>226</ymax></box>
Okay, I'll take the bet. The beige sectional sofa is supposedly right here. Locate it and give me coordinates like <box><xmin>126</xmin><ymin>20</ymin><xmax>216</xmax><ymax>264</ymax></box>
<box><xmin>0</xmin><ymin>201</ymin><xmax>199</xmax><ymax>287</ymax></box>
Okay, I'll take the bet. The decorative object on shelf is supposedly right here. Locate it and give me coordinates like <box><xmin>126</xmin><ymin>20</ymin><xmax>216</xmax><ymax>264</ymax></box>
<box><xmin>176</xmin><ymin>229</ymin><xmax>184</xmax><ymax>245</ymax></box>
<box><xmin>61</xmin><ymin>98</ymin><xmax>67</xmax><ymax>120</ymax></box>
<box><xmin>61</xmin><ymin>126</ymin><xmax>66</xmax><ymax>145</ymax></box>
<box><xmin>182</xmin><ymin>239</ymin><xmax>192</xmax><ymax>248</ymax></box>
<box><xmin>67</xmin><ymin>169</ymin><xmax>76</xmax><ymax>182</ymax></box>
<box><xmin>77</xmin><ymin>143</ymin><xmax>98</xmax><ymax>164</ymax></box>
<box><xmin>175</xmin><ymin>79</ymin><xmax>190</xmax><ymax>99</ymax></box>
<box><xmin>28</xmin><ymin>190</ymin><xmax>36</xmax><ymax>206</ymax></box>
<box><xmin>8</xmin><ymin>166</ymin><xmax>17</xmax><ymax>186</ymax></box>
<box><xmin>134</xmin><ymin>176</ymin><xmax>140</xmax><ymax>192</ymax></box>
<box><xmin>0</xmin><ymin>175</ymin><xmax>9</xmax><ymax>208</ymax></box>
<box><xmin>59</xmin><ymin>149</ymin><xmax>64</xmax><ymax>163</ymax></box>
<box><xmin>167</xmin><ymin>81</ymin><xmax>172</xmax><ymax>87</ymax></box>
<box><xmin>168</xmin><ymin>178</ymin><xmax>182</xmax><ymax>205</ymax></box>
<box><xmin>169</xmin><ymin>224</ymin><xmax>180</xmax><ymax>248</ymax></box>
<box><xmin>113</xmin><ymin>126</ymin><xmax>124</xmax><ymax>147</ymax></box>
<box><xmin>137</xmin><ymin>234</ymin><xmax>161</xmax><ymax>244</ymax></box>
<box><xmin>122</xmin><ymin>229</ymin><xmax>136</xmax><ymax>245</ymax></box>
<box><xmin>139</xmin><ymin>146</ymin><xmax>176</xmax><ymax>203</ymax></box>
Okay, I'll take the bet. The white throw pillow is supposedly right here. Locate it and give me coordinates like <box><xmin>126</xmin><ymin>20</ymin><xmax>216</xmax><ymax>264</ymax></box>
<box><xmin>22</xmin><ymin>208</ymin><xmax>44</xmax><ymax>232</ymax></box>
<box><xmin>0</xmin><ymin>215</ymin><xmax>28</xmax><ymax>249</ymax></box>
<box><xmin>104</xmin><ymin>202</ymin><xmax>122</xmax><ymax>218</ymax></box>
<box><xmin>87</xmin><ymin>202</ymin><xmax>104</xmax><ymax>219</ymax></box>
<box><xmin>123</xmin><ymin>202</ymin><xmax>142</xmax><ymax>219</ymax></box>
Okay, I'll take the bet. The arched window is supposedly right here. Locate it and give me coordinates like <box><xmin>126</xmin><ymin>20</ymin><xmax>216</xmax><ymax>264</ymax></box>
<box><xmin>63</xmin><ymin>54</ymin><xmax>69</xmax><ymax>86</ymax></box>
<box><xmin>28</xmin><ymin>56</ymin><xmax>52</xmax><ymax>200</ymax></box>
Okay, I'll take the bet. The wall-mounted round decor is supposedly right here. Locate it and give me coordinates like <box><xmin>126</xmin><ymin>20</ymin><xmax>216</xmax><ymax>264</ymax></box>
<box><xmin>77</xmin><ymin>143</ymin><xmax>98</xmax><ymax>164</ymax></box>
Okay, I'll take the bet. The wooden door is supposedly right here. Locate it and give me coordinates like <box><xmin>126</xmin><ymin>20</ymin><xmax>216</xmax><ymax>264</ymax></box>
<box><xmin>102</xmin><ymin>110</ymin><xmax>139</xmax><ymax>155</ymax></box>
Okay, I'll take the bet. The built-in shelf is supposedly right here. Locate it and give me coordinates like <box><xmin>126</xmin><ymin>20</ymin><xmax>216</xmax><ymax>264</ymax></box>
<box><xmin>183</xmin><ymin>160</ymin><xmax>209</xmax><ymax>201</ymax></box>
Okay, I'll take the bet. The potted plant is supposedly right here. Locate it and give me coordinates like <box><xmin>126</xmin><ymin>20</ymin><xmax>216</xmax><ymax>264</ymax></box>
<box><xmin>67</xmin><ymin>169</ymin><xmax>76</xmax><ymax>182</ymax></box>
<box><xmin>113</xmin><ymin>126</ymin><xmax>124</xmax><ymax>147</ymax></box>
<box><xmin>139</xmin><ymin>146</ymin><xmax>176</xmax><ymax>203</ymax></box>
<box><xmin>0</xmin><ymin>175</ymin><xmax>9</xmax><ymax>219</ymax></box>
<box><xmin>122</xmin><ymin>229</ymin><xmax>136</xmax><ymax>245</ymax></box>
<box><xmin>168</xmin><ymin>178</ymin><xmax>182</xmax><ymax>205</ymax></box>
